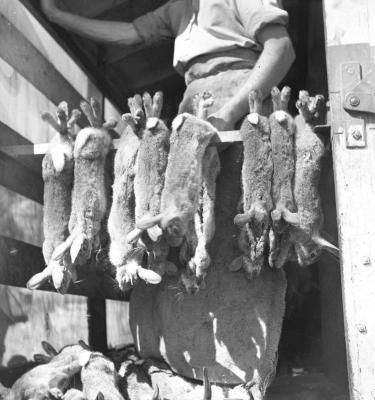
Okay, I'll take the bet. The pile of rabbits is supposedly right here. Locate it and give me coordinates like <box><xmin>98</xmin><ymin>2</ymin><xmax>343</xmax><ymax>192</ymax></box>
<box><xmin>28</xmin><ymin>88</ymin><xmax>338</xmax><ymax>296</ymax></box>
<box><xmin>3</xmin><ymin>341</ymin><xmax>254</xmax><ymax>400</ymax></box>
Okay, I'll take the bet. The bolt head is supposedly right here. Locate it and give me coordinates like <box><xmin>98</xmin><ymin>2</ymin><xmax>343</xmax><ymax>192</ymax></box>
<box><xmin>349</xmin><ymin>95</ymin><xmax>360</xmax><ymax>107</ymax></box>
<box><xmin>362</xmin><ymin>257</ymin><xmax>371</xmax><ymax>266</ymax></box>
<box><xmin>352</xmin><ymin>129</ymin><xmax>362</xmax><ymax>140</ymax></box>
<box><xmin>356</xmin><ymin>324</ymin><xmax>367</xmax><ymax>334</ymax></box>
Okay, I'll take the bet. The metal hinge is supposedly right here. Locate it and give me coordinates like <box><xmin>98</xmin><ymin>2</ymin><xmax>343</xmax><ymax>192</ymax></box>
<box><xmin>343</xmin><ymin>67</ymin><xmax>375</xmax><ymax>115</ymax></box>
<box><xmin>335</xmin><ymin>62</ymin><xmax>375</xmax><ymax>148</ymax></box>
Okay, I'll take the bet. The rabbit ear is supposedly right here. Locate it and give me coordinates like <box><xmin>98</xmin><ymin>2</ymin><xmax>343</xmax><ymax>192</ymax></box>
<box><xmin>51</xmin><ymin>262</ymin><xmax>72</xmax><ymax>294</ymax></box>
<box><xmin>41</xmin><ymin>112</ymin><xmax>61</xmax><ymax>133</ymax></box>
<box><xmin>151</xmin><ymin>385</ymin><xmax>159</xmax><ymax>400</ymax></box>
<box><xmin>96</xmin><ymin>393</ymin><xmax>104</xmax><ymax>400</ymax></box>
<box><xmin>42</xmin><ymin>341</ymin><xmax>58</xmax><ymax>356</ymax></box>
<box><xmin>233</xmin><ymin>213</ymin><xmax>252</xmax><ymax>227</ymax></box>
<box><xmin>313</xmin><ymin>236</ymin><xmax>339</xmax><ymax>257</ymax></box>
<box><xmin>26</xmin><ymin>269</ymin><xmax>51</xmax><ymax>290</ymax></box>
<box><xmin>78</xmin><ymin>340</ymin><xmax>91</xmax><ymax>350</ymax></box>
<box><xmin>126</xmin><ymin>228</ymin><xmax>144</xmax><ymax>244</ymax></box>
<box><xmin>33</xmin><ymin>353</ymin><xmax>52</xmax><ymax>363</ymax></box>
<box><xmin>70</xmin><ymin>234</ymin><xmax>90</xmax><ymax>264</ymax></box>
<box><xmin>137</xmin><ymin>267</ymin><xmax>162</xmax><ymax>285</ymax></box>
<box><xmin>228</xmin><ymin>256</ymin><xmax>243</xmax><ymax>272</ymax></box>
<box><xmin>137</xmin><ymin>214</ymin><xmax>163</xmax><ymax>230</ymax></box>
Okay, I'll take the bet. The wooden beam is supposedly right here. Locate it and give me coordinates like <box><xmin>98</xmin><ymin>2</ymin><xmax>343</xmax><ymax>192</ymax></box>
<box><xmin>0</xmin><ymin>131</ymin><xmax>242</xmax><ymax>159</ymax></box>
<box><xmin>0</xmin><ymin>121</ymin><xmax>41</xmax><ymax>173</ymax></box>
<box><xmin>0</xmin><ymin>57</ymin><xmax>61</xmax><ymax>144</ymax></box>
<box><xmin>0</xmin><ymin>12</ymin><xmax>89</xmax><ymax>126</ymax></box>
<box><xmin>87</xmin><ymin>298</ymin><xmax>108</xmax><ymax>353</ymax></box>
<box><xmin>323</xmin><ymin>0</ymin><xmax>375</xmax><ymax>398</ymax></box>
<box><xmin>0</xmin><ymin>0</ymin><xmax>103</xmax><ymax>103</ymax></box>
<box><xmin>0</xmin><ymin>235</ymin><xmax>129</xmax><ymax>301</ymax></box>
<box><xmin>18</xmin><ymin>0</ymin><xmax>125</xmax><ymax>109</ymax></box>
<box><xmin>0</xmin><ymin>151</ymin><xmax>43</xmax><ymax>204</ymax></box>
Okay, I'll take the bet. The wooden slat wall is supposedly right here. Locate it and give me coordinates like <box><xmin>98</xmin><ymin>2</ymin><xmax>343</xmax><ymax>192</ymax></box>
<box><xmin>0</xmin><ymin>0</ymin><xmax>102</xmax><ymax>102</ymax></box>
<box><xmin>0</xmin><ymin>284</ymin><xmax>89</xmax><ymax>365</ymax></box>
<box><xmin>323</xmin><ymin>0</ymin><xmax>375</xmax><ymax>398</ymax></box>
<box><xmin>0</xmin><ymin>187</ymin><xmax>43</xmax><ymax>247</ymax></box>
<box><xmin>0</xmin><ymin>1</ymin><xmax>125</xmax><ymax>302</ymax></box>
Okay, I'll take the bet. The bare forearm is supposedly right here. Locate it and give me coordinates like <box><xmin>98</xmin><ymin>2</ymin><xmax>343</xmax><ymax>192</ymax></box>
<box><xmin>225</xmin><ymin>28</ymin><xmax>295</xmax><ymax>123</ymax></box>
<box><xmin>48</xmin><ymin>10</ymin><xmax>142</xmax><ymax>46</ymax></box>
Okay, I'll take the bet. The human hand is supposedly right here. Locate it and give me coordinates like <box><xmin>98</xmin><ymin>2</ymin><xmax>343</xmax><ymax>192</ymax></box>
<box><xmin>40</xmin><ymin>0</ymin><xmax>60</xmax><ymax>20</ymax></box>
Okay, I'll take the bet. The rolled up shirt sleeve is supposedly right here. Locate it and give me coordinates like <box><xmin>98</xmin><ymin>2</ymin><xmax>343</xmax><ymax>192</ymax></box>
<box><xmin>133</xmin><ymin>0</ymin><xmax>183</xmax><ymax>46</ymax></box>
<box><xmin>235</xmin><ymin>0</ymin><xmax>289</xmax><ymax>42</ymax></box>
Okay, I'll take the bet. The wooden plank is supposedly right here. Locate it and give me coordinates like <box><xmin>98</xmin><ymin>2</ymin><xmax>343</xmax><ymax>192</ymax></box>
<box><xmin>17</xmin><ymin>0</ymin><xmax>123</xmax><ymax>108</ymax></box>
<box><xmin>0</xmin><ymin>0</ymin><xmax>102</xmax><ymax>102</ymax></box>
<box><xmin>106</xmin><ymin>300</ymin><xmax>132</xmax><ymax>348</ymax></box>
<box><xmin>0</xmin><ymin>12</ymin><xmax>87</xmax><ymax>122</ymax></box>
<box><xmin>0</xmin><ymin>235</ymin><xmax>128</xmax><ymax>301</ymax></box>
<box><xmin>0</xmin><ymin>186</ymin><xmax>43</xmax><ymax>248</ymax></box>
<box><xmin>0</xmin><ymin>285</ymin><xmax>89</xmax><ymax>367</ymax></box>
<box><xmin>0</xmin><ymin>152</ymin><xmax>43</xmax><ymax>204</ymax></box>
<box><xmin>88</xmin><ymin>298</ymin><xmax>108</xmax><ymax>353</ymax></box>
<box><xmin>0</xmin><ymin>57</ymin><xmax>58</xmax><ymax>144</ymax></box>
<box><xmin>0</xmin><ymin>121</ymin><xmax>41</xmax><ymax>173</ymax></box>
<box><xmin>0</xmin><ymin>131</ymin><xmax>243</xmax><ymax>160</ymax></box>
<box><xmin>323</xmin><ymin>0</ymin><xmax>375</xmax><ymax>398</ymax></box>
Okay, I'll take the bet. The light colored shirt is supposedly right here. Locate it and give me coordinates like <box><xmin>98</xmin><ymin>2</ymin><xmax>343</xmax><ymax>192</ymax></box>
<box><xmin>133</xmin><ymin>0</ymin><xmax>288</xmax><ymax>76</ymax></box>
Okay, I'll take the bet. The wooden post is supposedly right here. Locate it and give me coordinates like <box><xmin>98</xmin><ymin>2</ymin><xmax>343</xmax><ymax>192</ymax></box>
<box><xmin>323</xmin><ymin>1</ymin><xmax>375</xmax><ymax>398</ymax></box>
<box><xmin>87</xmin><ymin>298</ymin><xmax>108</xmax><ymax>353</ymax></box>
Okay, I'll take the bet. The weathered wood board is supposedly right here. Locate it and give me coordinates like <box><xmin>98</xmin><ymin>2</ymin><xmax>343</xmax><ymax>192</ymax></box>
<box><xmin>0</xmin><ymin>0</ymin><xmax>102</xmax><ymax>102</ymax></box>
<box><xmin>323</xmin><ymin>0</ymin><xmax>375</xmax><ymax>398</ymax></box>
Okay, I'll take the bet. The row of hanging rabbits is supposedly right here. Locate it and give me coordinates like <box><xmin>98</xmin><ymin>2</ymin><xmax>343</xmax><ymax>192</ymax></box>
<box><xmin>27</xmin><ymin>88</ymin><xmax>338</xmax><ymax>295</ymax></box>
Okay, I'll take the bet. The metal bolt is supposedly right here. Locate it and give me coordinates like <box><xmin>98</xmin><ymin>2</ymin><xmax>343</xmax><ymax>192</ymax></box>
<box><xmin>362</xmin><ymin>257</ymin><xmax>371</xmax><ymax>266</ymax></box>
<box><xmin>352</xmin><ymin>129</ymin><xmax>362</xmax><ymax>140</ymax></box>
<box><xmin>347</xmin><ymin>67</ymin><xmax>354</xmax><ymax>74</ymax></box>
<box><xmin>356</xmin><ymin>324</ymin><xmax>367</xmax><ymax>334</ymax></box>
<box><xmin>349</xmin><ymin>95</ymin><xmax>360</xmax><ymax>107</ymax></box>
